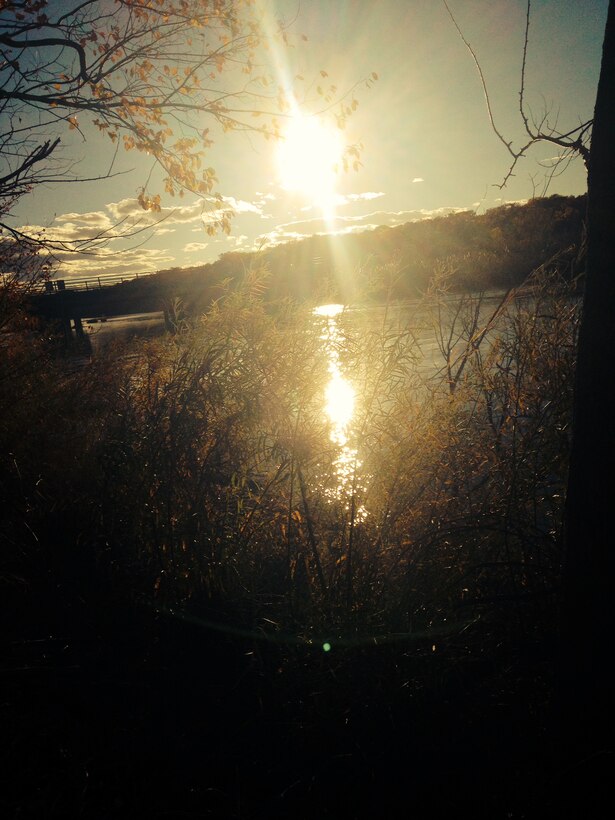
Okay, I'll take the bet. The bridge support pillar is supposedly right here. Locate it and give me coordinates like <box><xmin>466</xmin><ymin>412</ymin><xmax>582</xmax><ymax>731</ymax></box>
<box><xmin>60</xmin><ymin>316</ymin><xmax>72</xmax><ymax>341</ymax></box>
<box><xmin>72</xmin><ymin>316</ymin><xmax>84</xmax><ymax>337</ymax></box>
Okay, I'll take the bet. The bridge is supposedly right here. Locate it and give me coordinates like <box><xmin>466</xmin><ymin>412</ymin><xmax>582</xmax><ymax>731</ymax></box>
<box><xmin>29</xmin><ymin>271</ymin><xmax>171</xmax><ymax>338</ymax></box>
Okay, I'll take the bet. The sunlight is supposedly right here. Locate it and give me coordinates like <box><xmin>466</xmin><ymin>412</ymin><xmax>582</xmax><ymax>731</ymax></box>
<box><xmin>314</xmin><ymin>304</ymin><xmax>355</xmax><ymax>442</ymax></box>
<box><xmin>314</xmin><ymin>303</ymin><xmax>344</xmax><ymax>318</ymax></box>
<box><xmin>325</xmin><ymin>371</ymin><xmax>355</xmax><ymax>435</ymax></box>
<box><xmin>276</xmin><ymin>115</ymin><xmax>343</xmax><ymax>216</ymax></box>
<box><xmin>312</xmin><ymin>303</ymin><xmax>367</xmax><ymax>520</ymax></box>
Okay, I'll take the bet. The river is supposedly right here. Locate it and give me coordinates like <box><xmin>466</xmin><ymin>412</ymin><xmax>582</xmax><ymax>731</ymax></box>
<box><xmin>84</xmin><ymin>311</ymin><xmax>166</xmax><ymax>355</ymax></box>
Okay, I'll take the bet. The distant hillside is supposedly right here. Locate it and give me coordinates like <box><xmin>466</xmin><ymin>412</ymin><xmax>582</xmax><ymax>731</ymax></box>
<box><xmin>120</xmin><ymin>194</ymin><xmax>587</xmax><ymax>311</ymax></box>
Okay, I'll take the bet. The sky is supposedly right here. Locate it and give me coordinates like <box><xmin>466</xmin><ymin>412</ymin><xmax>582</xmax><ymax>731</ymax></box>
<box><xmin>9</xmin><ymin>0</ymin><xmax>610</xmax><ymax>280</ymax></box>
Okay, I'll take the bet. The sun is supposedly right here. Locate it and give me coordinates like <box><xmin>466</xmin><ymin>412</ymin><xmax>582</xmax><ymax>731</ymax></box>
<box><xmin>276</xmin><ymin>115</ymin><xmax>343</xmax><ymax>214</ymax></box>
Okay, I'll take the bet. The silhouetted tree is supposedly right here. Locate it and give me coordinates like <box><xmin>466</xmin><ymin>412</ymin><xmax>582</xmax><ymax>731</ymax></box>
<box><xmin>445</xmin><ymin>0</ymin><xmax>615</xmax><ymax>789</ymax></box>
<box><xmin>562</xmin><ymin>0</ymin><xmax>615</xmax><ymax>735</ymax></box>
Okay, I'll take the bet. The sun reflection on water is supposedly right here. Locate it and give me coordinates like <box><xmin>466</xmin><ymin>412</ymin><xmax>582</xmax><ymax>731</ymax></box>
<box><xmin>325</xmin><ymin>373</ymin><xmax>354</xmax><ymax>440</ymax></box>
<box><xmin>314</xmin><ymin>304</ymin><xmax>367</xmax><ymax>520</ymax></box>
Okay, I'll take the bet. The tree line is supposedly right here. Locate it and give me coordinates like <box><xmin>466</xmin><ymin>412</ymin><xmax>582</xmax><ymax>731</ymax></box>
<box><xmin>110</xmin><ymin>193</ymin><xmax>586</xmax><ymax>314</ymax></box>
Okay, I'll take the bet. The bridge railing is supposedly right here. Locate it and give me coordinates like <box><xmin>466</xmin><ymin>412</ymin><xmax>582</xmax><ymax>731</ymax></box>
<box><xmin>36</xmin><ymin>271</ymin><xmax>155</xmax><ymax>294</ymax></box>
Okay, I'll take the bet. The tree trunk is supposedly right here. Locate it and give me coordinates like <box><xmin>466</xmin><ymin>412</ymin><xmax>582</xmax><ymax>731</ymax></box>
<box><xmin>562</xmin><ymin>0</ymin><xmax>615</xmax><ymax>747</ymax></box>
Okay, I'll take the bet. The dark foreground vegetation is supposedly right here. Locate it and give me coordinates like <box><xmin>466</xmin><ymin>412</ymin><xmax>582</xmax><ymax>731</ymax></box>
<box><xmin>1</xmin><ymin>216</ymin><xmax>606</xmax><ymax>818</ymax></box>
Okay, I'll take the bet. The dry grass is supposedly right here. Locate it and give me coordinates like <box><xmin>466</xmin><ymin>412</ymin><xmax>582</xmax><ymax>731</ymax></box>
<box><xmin>0</xmin><ymin>263</ymin><xmax>579</xmax><ymax>818</ymax></box>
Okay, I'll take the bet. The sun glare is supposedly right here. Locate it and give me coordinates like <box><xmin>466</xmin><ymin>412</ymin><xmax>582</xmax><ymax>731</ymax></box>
<box><xmin>315</xmin><ymin>305</ymin><xmax>355</xmax><ymax>443</ymax></box>
<box><xmin>276</xmin><ymin>115</ymin><xmax>343</xmax><ymax>215</ymax></box>
<box><xmin>314</xmin><ymin>303</ymin><xmax>344</xmax><ymax>318</ymax></box>
<box><xmin>325</xmin><ymin>372</ymin><xmax>355</xmax><ymax>434</ymax></box>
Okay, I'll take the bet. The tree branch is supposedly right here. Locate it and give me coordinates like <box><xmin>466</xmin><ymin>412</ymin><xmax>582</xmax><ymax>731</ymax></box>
<box><xmin>0</xmin><ymin>34</ymin><xmax>91</xmax><ymax>82</ymax></box>
<box><xmin>442</xmin><ymin>0</ymin><xmax>592</xmax><ymax>186</ymax></box>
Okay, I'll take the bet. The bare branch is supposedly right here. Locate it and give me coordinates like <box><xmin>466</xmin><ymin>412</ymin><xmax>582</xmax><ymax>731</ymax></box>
<box><xmin>0</xmin><ymin>33</ymin><xmax>91</xmax><ymax>82</ymax></box>
<box><xmin>519</xmin><ymin>0</ymin><xmax>533</xmax><ymax>139</ymax></box>
<box><xmin>441</xmin><ymin>0</ymin><xmax>515</xmax><ymax>158</ymax></box>
<box><xmin>442</xmin><ymin>0</ymin><xmax>592</xmax><ymax>187</ymax></box>
<box><xmin>0</xmin><ymin>137</ymin><xmax>60</xmax><ymax>193</ymax></box>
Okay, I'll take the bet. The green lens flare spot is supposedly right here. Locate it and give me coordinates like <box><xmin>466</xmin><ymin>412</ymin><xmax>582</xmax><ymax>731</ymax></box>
<box><xmin>323</xmin><ymin>642</ymin><xmax>331</xmax><ymax>652</ymax></box>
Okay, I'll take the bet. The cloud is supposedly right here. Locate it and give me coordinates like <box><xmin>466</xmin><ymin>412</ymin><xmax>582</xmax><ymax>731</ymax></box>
<box><xmin>53</xmin><ymin>245</ymin><xmax>175</xmax><ymax>277</ymax></box>
<box><xmin>331</xmin><ymin>191</ymin><xmax>386</xmax><ymax>209</ymax></box>
<box><xmin>293</xmin><ymin>191</ymin><xmax>386</xmax><ymax>214</ymax></box>
<box><xmin>105</xmin><ymin>196</ymin><xmax>264</xmax><ymax>231</ymax></box>
<box><xmin>55</xmin><ymin>211</ymin><xmax>113</xmax><ymax>229</ymax></box>
<box><xmin>258</xmin><ymin>230</ymin><xmax>306</xmax><ymax>246</ymax></box>
<box><xmin>254</xmin><ymin>206</ymin><xmax>468</xmax><ymax>248</ymax></box>
<box><xmin>17</xmin><ymin>192</ymin><xmax>268</xmax><ymax>276</ymax></box>
<box><xmin>220</xmin><ymin>195</ymin><xmax>263</xmax><ymax>215</ymax></box>
<box><xmin>106</xmin><ymin>197</ymin><xmax>215</xmax><ymax>226</ymax></box>
<box><xmin>20</xmin><ymin>197</ymin><xmax>214</xmax><ymax>247</ymax></box>
<box><xmin>412</xmin><ymin>177</ymin><xmax>424</xmax><ymax>183</ymax></box>
<box><xmin>253</xmin><ymin>192</ymin><xmax>277</xmax><ymax>217</ymax></box>
<box><xmin>257</xmin><ymin>221</ymin><xmax>384</xmax><ymax>249</ymax></box>
<box><xmin>494</xmin><ymin>198</ymin><xmax>529</xmax><ymax>207</ymax></box>
<box><xmin>19</xmin><ymin>214</ymin><xmax>181</xmax><ymax>253</ymax></box>
<box><xmin>345</xmin><ymin>192</ymin><xmax>385</xmax><ymax>202</ymax></box>
<box><xmin>20</xmin><ymin>195</ymin><xmax>247</xmax><ymax>253</ymax></box>
<box><xmin>16</xmin><ymin>220</ymin><xmax>111</xmax><ymax>244</ymax></box>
